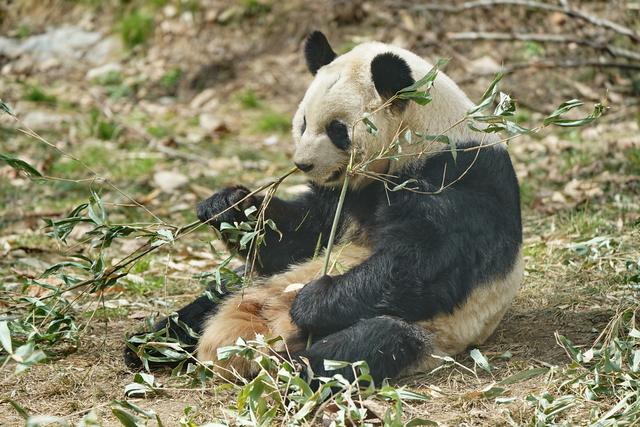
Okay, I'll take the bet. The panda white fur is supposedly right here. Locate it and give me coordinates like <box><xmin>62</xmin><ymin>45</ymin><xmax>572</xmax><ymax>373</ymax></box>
<box><xmin>124</xmin><ymin>31</ymin><xmax>523</xmax><ymax>383</ymax></box>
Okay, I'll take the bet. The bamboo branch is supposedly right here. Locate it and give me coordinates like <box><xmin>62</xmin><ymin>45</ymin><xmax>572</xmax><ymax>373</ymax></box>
<box><xmin>47</xmin><ymin>167</ymin><xmax>299</xmax><ymax>299</ymax></box>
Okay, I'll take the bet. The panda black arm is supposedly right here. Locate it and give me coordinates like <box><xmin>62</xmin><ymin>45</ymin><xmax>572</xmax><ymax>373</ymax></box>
<box><xmin>197</xmin><ymin>184</ymin><xmax>340</xmax><ymax>275</ymax></box>
<box><xmin>290</xmin><ymin>145</ymin><xmax>523</xmax><ymax>335</ymax></box>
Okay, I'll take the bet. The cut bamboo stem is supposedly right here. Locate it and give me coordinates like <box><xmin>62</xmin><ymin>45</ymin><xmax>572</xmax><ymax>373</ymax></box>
<box><xmin>306</xmin><ymin>155</ymin><xmax>353</xmax><ymax>350</ymax></box>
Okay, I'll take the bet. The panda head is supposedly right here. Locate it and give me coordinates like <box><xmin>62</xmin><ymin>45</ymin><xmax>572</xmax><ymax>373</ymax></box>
<box><xmin>291</xmin><ymin>31</ymin><xmax>414</xmax><ymax>187</ymax></box>
<box><xmin>291</xmin><ymin>31</ymin><xmax>477</xmax><ymax>188</ymax></box>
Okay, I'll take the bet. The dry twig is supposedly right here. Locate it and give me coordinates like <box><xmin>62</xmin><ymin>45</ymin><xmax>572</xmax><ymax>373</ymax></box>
<box><xmin>446</xmin><ymin>31</ymin><xmax>640</xmax><ymax>62</ymax></box>
<box><xmin>407</xmin><ymin>0</ymin><xmax>640</xmax><ymax>43</ymax></box>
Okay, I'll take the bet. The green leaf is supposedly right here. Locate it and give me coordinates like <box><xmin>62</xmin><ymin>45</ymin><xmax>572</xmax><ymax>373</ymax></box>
<box><xmin>0</xmin><ymin>99</ymin><xmax>15</xmax><ymax>116</ymax></box>
<box><xmin>87</xmin><ymin>190</ymin><xmax>107</xmax><ymax>225</ymax></box>
<box><xmin>398</xmin><ymin>58</ymin><xmax>449</xmax><ymax>94</ymax></box>
<box><xmin>479</xmin><ymin>385</ymin><xmax>505</xmax><ymax>399</ymax></box>
<box><xmin>470</xmin><ymin>348</ymin><xmax>491</xmax><ymax>373</ymax></box>
<box><xmin>362</xmin><ymin>116</ymin><xmax>378</xmax><ymax>135</ymax></box>
<box><xmin>0</xmin><ymin>321</ymin><xmax>12</xmax><ymax>354</ymax></box>
<box><xmin>156</xmin><ymin>228</ymin><xmax>174</xmax><ymax>242</ymax></box>
<box><xmin>78</xmin><ymin>410</ymin><xmax>101</xmax><ymax>427</ymax></box>
<box><xmin>394</xmin><ymin>388</ymin><xmax>430</xmax><ymax>401</ymax></box>
<box><xmin>406</xmin><ymin>418</ymin><xmax>438</xmax><ymax>427</ymax></box>
<box><xmin>124</xmin><ymin>382</ymin><xmax>153</xmax><ymax>398</ymax></box>
<box><xmin>112</xmin><ymin>407</ymin><xmax>145</xmax><ymax>427</ymax></box>
<box><xmin>468</xmin><ymin>72</ymin><xmax>504</xmax><ymax>115</ymax></box>
<box><xmin>15</xmin><ymin>348</ymin><xmax>46</xmax><ymax>373</ymax></box>
<box><xmin>420</xmin><ymin>134</ymin><xmax>450</xmax><ymax>144</ymax></box>
<box><xmin>6</xmin><ymin>398</ymin><xmax>30</xmax><ymax>419</ymax></box>
<box><xmin>396</xmin><ymin>58</ymin><xmax>448</xmax><ymax>106</ymax></box>
<box><xmin>243</xmin><ymin>205</ymin><xmax>258</xmax><ymax>218</ymax></box>
<box><xmin>323</xmin><ymin>359</ymin><xmax>351</xmax><ymax>371</ymax></box>
<box><xmin>498</xmin><ymin>367</ymin><xmax>549</xmax><ymax>385</ymax></box>
<box><xmin>0</xmin><ymin>153</ymin><xmax>42</xmax><ymax>177</ymax></box>
<box><xmin>543</xmin><ymin>99</ymin><xmax>605</xmax><ymax>127</ymax></box>
<box><xmin>239</xmin><ymin>230</ymin><xmax>258</xmax><ymax>249</ymax></box>
<box><xmin>25</xmin><ymin>415</ymin><xmax>68</xmax><ymax>427</ymax></box>
<box><xmin>397</xmin><ymin>91</ymin><xmax>432</xmax><ymax>105</ymax></box>
<box><xmin>217</xmin><ymin>344</ymin><xmax>241</xmax><ymax>361</ymax></box>
<box><xmin>633</xmin><ymin>349</ymin><xmax>640</xmax><ymax>372</ymax></box>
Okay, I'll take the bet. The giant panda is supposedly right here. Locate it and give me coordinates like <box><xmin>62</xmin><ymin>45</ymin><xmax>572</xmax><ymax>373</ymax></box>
<box><xmin>124</xmin><ymin>31</ymin><xmax>523</xmax><ymax>384</ymax></box>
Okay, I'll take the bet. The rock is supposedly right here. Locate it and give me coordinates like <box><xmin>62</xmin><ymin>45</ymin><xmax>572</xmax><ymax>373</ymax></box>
<box><xmin>153</xmin><ymin>170</ymin><xmax>189</xmax><ymax>192</ymax></box>
<box><xmin>263</xmin><ymin>135</ymin><xmax>279</xmax><ymax>146</ymax></box>
<box><xmin>38</xmin><ymin>58</ymin><xmax>61</xmax><ymax>71</ymax></box>
<box><xmin>0</xmin><ymin>37</ymin><xmax>20</xmax><ymax>58</ymax></box>
<box><xmin>85</xmin><ymin>36</ymin><xmax>122</xmax><ymax>65</ymax></box>
<box><xmin>190</xmin><ymin>88</ymin><xmax>217</xmax><ymax>110</ymax></box>
<box><xmin>163</xmin><ymin>4</ymin><xmax>178</xmax><ymax>18</ymax></box>
<box><xmin>468</xmin><ymin>55</ymin><xmax>502</xmax><ymax>75</ymax></box>
<box><xmin>86</xmin><ymin>62</ymin><xmax>122</xmax><ymax>81</ymax></box>
<box><xmin>0</xmin><ymin>26</ymin><xmax>122</xmax><ymax>68</ymax></box>
<box><xmin>22</xmin><ymin>111</ymin><xmax>71</xmax><ymax>131</ymax></box>
<box><xmin>199</xmin><ymin>113</ymin><xmax>225</xmax><ymax>133</ymax></box>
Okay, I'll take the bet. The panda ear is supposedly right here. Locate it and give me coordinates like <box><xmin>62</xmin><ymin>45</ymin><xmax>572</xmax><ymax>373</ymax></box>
<box><xmin>304</xmin><ymin>31</ymin><xmax>337</xmax><ymax>75</ymax></box>
<box><xmin>371</xmin><ymin>52</ymin><xmax>415</xmax><ymax>105</ymax></box>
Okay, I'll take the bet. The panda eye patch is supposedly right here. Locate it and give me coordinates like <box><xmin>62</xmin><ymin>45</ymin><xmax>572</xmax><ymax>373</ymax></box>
<box><xmin>301</xmin><ymin>116</ymin><xmax>306</xmax><ymax>135</ymax></box>
<box><xmin>325</xmin><ymin>120</ymin><xmax>350</xmax><ymax>150</ymax></box>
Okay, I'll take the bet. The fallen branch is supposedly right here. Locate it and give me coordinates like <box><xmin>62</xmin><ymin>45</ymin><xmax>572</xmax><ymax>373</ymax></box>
<box><xmin>407</xmin><ymin>0</ymin><xmax>640</xmax><ymax>43</ymax></box>
<box><xmin>446</xmin><ymin>31</ymin><xmax>640</xmax><ymax>62</ymax></box>
<box><xmin>458</xmin><ymin>58</ymin><xmax>640</xmax><ymax>84</ymax></box>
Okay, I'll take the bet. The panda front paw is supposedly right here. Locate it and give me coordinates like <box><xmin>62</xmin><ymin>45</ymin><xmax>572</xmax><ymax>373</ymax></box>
<box><xmin>196</xmin><ymin>185</ymin><xmax>256</xmax><ymax>229</ymax></box>
<box><xmin>290</xmin><ymin>275</ymin><xmax>334</xmax><ymax>334</ymax></box>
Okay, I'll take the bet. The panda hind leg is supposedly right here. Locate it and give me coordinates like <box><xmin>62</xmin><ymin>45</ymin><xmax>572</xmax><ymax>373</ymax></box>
<box><xmin>297</xmin><ymin>316</ymin><xmax>432</xmax><ymax>384</ymax></box>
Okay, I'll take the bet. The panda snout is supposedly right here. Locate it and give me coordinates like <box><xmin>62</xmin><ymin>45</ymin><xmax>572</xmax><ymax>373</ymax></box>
<box><xmin>294</xmin><ymin>162</ymin><xmax>315</xmax><ymax>173</ymax></box>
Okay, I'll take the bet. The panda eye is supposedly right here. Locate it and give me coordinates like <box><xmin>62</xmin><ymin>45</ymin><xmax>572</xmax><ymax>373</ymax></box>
<box><xmin>325</xmin><ymin>120</ymin><xmax>350</xmax><ymax>151</ymax></box>
<box><xmin>301</xmin><ymin>116</ymin><xmax>306</xmax><ymax>135</ymax></box>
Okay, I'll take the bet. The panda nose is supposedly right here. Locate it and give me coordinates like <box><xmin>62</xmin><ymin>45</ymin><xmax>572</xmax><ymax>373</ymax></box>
<box><xmin>295</xmin><ymin>162</ymin><xmax>314</xmax><ymax>172</ymax></box>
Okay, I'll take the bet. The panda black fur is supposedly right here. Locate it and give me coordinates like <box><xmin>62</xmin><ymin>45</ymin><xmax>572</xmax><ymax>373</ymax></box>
<box><xmin>124</xmin><ymin>31</ymin><xmax>523</xmax><ymax>383</ymax></box>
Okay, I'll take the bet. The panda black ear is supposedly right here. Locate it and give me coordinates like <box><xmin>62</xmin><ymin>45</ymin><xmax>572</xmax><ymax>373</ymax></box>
<box><xmin>371</xmin><ymin>52</ymin><xmax>415</xmax><ymax>105</ymax></box>
<box><xmin>304</xmin><ymin>31</ymin><xmax>337</xmax><ymax>75</ymax></box>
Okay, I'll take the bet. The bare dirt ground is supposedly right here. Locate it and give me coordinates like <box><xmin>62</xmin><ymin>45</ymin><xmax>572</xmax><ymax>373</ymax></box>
<box><xmin>1</xmin><ymin>0</ymin><xmax>639</xmax><ymax>425</ymax></box>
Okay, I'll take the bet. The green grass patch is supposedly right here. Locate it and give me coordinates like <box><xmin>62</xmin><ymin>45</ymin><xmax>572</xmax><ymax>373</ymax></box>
<box><xmin>161</xmin><ymin>68</ymin><xmax>183</xmax><ymax>90</ymax></box>
<box><xmin>50</xmin><ymin>144</ymin><xmax>157</xmax><ymax>180</ymax></box>
<box><xmin>88</xmin><ymin>109</ymin><xmax>120</xmax><ymax>140</ymax></box>
<box><xmin>147</xmin><ymin>125</ymin><xmax>172</xmax><ymax>138</ymax></box>
<box><xmin>82</xmin><ymin>306</ymin><xmax>129</xmax><ymax>320</ymax></box>
<box><xmin>125</xmin><ymin>276</ymin><xmax>165</xmax><ymax>296</ymax></box>
<box><xmin>255</xmin><ymin>111</ymin><xmax>290</xmax><ymax>133</ymax></box>
<box><xmin>241</xmin><ymin>0</ymin><xmax>271</xmax><ymax>16</ymax></box>
<box><xmin>95</xmin><ymin>70</ymin><xmax>123</xmax><ymax>86</ymax></box>
<box><xmin>236</xmin><ymin>89</ymin><xmax>261</xmax><ymax>109</ymax></box>
<box><xmin>626</xmin><ymin>148</ymin><xmax>640</xmax><ymax>175</ymax></box>
<box><xmin>559</xmin><ymin>146</ymin><xmax>595</xmax><ymax>174</ymax></box>
<box><xmin>520</xmin><ymin>41</ymin><xmax>545</xmax><ymax>59</ymax></box>
<box><xmin>519</xmin><ymin>181</ymin><xmax>536</xmax><ymax>208</ymax></box>
<box><xmin>23</xmin><ymin>85</ymin><xmax>57</xmax><ymax>105</ymax></box>
<box><xmin>118</xmin><ymin>10</ymin><xmax>154</xmax><ymax>49</ymax></box>
<box><xmin>16</xmin><ymin>24</ymin><xmax>32</xmax><ymax>39</ymax></box>
<box><xmin>560</xmin><ymin>207</ymin><xmax>611</xmax><ymax>238</ymax></box>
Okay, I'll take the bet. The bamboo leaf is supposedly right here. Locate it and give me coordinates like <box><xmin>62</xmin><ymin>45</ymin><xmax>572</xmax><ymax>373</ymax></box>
<box><xmin>470</xmin><ymin>348</ymin><xmax>491</xmax><ymax>373</ymax></box>
<box><xmin>0</xmin><ymin>153</ymin><xmax>42</xmax><ymax>177</ymax></box>
<box><xmin>0</xmin><ymin>321</ymin><xmax>12</xmax><ymax>354</ymax></box>
<box><xmin>543</xmin><ymin>100</ymin><xmax>605</xmax><ymax>127</ymax></box>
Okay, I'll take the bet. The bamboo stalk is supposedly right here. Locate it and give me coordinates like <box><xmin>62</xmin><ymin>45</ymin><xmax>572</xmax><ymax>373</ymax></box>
<box><xmin>306</xmin><ymin>155</ymin><xmax>353</xmax><ymax>350</ymax></box>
